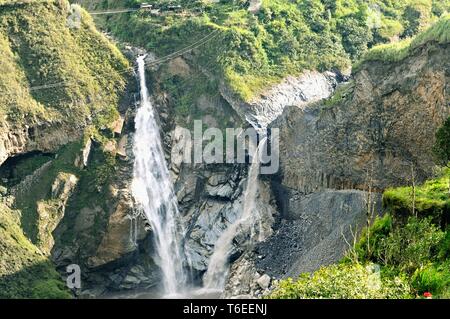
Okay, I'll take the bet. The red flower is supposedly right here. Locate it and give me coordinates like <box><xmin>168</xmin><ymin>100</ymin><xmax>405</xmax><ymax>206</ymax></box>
<box><xmin>423</xmin><ymin>292</ymin><xmax>432</xmax><ymax>298</ymax></box>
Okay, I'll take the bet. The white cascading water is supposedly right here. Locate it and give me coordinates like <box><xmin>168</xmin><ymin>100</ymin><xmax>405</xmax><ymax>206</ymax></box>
<box><xmin>131</xmin><ymin>55</ymin><xmax>187</xmax><ymax>296</ymax></box>
<box><xmin>203</xmin><ymin>138</ymin><xmax>267</xmax><ymax>290</ymax></box>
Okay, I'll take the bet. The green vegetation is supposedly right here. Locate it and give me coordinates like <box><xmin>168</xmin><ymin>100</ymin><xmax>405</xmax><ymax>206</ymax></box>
<box><xmin>323</xmin><ymin>81</ymin><xmax>355</xmax><ymax>108</ymax></box>
<box><xmin>383</xmin><ymin>168</ymin><xmax>450</xmax><ymax>223</ymax></box>
<box><xmin>0</xmin><ymin>0</ymin><xmax>130</xmax><ymax>298</ymax></box>
<box><xmin>0</xmin><ymin>0</ymin><xmax>129</xmax><ymax>126</ymax></box>
<box><xmin>0</xmin><ymin>203</ymin><xmax>72</xmax><ymax>299</ymax></box>
<box><xmin>268</xmin><ymin>263</ymin><xmax>411</xmax><ymax>299</ymax></box>
<box><xmin>355</xmin><ymin>14</ymin><xmax>449</xmax><ymax>68</ymax></box>
<box><xmin>412</xmin><ymin>261</ymin><xmax>450</xmax><ymax>298</ymax></box>
<box><xmin>76</xmin><ymin>0</ymin><xmax>448</xmax><ymax>102</ymax></box>
<box><xmin>355</xmin><ymin>216</ymin><xmax>444</xmax><ymax>273</ymax></box>
<box><xmin>433</xmin><ymin>116</ymin><xmax>450</xmax><ymax>167</ymax></box>
<box><xmin>270</xmin><ymin>168</ymin><xmax>450</xmax><ymax>299</ymax></box>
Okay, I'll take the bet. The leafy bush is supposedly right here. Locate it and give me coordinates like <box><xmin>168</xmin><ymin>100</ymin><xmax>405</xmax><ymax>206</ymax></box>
<box><xmin>438</xmin><ymin>229</ymin><xmax>450</xmax><ymax>260</ymax></box>
<box><xmin>433</xmin><ymin>116</ymin><xmax>450</xmax><ymax>167</ymax></box>
<box><xmin>337</xmin><ymin>15</ymin><xmax>373</xmax><ymax>60</ymax></box>
<box><xmin>268</xmin><ymin>263</ymin><xmax>411</xmax><ymax>299</ymax></box>
<box><xmin>402</xmin><ymin>0</ymin><xmax>433</xmax><ymax>38</ymax></box>
<box><xmin>346</xmin><ymin>214</ymin><xmax>393</xmax><ymax>263</ymax></box>
<box><xmin>411</xmin><ymin>262</ymin><xmax>450</xmax><ymax>298</ymax></box>
<box><xmin>377</xmin><ymin>217</ymin><xmax>444</xmax><ymax>274</ymax></box>
<box><xmin>348</xmin><ymin>215</ymin><xmax>445</xmax><ymax>275</ymax></box>
<box><xmin>376</xmin><ymin>18</ymin><xmax>405</xmax><ymax>41</ymax></box>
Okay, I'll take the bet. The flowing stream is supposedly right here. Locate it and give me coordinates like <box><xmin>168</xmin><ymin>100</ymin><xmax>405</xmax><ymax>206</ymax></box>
<box><xmin>203</xmin><ymin>138</ymin><xmax>267</xmax><ymax>291</ymax></box>
<box><xmin>131</xmin><ymin>55</ymin><xmax>187</xmax><ymax>296</ymax></box>
<box><xmin>131</xmin><ymin>54</ymin><xmax>268</xmax><ymax>297</ymax></box>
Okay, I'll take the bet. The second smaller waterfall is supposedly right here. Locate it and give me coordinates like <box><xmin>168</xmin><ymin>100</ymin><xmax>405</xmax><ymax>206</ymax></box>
<box><xmin>203</xmin><ymin>138</ymin><xmax>267</xmax><ymax>290</ymax></box>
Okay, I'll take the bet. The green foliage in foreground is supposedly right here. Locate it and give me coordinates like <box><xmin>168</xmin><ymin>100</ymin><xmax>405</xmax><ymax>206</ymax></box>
<box><xmin>354</xmin><ymin>216</ymin><xmax>445</xmax><ymax>274</ymax></box>
<box><xmin>270</xmin><ymin>169</ymin><xmax>450</xmax><ymax>299</ymax></box>
<box><xmin>411</xmin><ymin>261</ymin><xmax>450</xmax><ymax>298</ymax></box>
<box><xmin>268</xmin><ymin>263</ymin><xmax>411</xmax><ymax>299</ymax></box>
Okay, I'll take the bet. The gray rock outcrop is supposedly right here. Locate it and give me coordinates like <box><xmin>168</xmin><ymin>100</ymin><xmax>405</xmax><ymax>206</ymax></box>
<box><xmin>256</xmin><ymin>190</ymin><xmax>381</xmax><ymax>278</ymax></box>
<box><xmin>274</xmin><ymin>43</ymin><xmax>449</xmax><ymax>193</ymax></box>
<box><xmin>220</xmin><ymin>71</ymin><xmax>338</xmax><ymax>131</ymax></box>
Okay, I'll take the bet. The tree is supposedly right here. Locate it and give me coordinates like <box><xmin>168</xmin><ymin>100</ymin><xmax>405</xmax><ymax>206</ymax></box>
<box><xmin>402</xmin><ymin>1</ymin><xmax>433</xmax><ymax>38</ymax></box>
<box><xmin>297</xmin><ymin>0</ymin><xmax>329</xmax><ymax>33</ymax></box>
<box><xmin>433</xmin><ymin>117</ymin><xmax>450</xmax><ymax>167</ymax></box>
<box><xmin>337</xmin><ymin>16</ymin><xmax>373</xmax><ymax>60</ymax></box>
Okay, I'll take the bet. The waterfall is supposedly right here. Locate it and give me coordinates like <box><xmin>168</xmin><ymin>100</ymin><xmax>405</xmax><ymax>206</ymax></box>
<box><xmin>203</xmin><ymin>138</ymin><xmax>267</xmax><ymax>290</ymax></box>
<box><xmin>131</xmin><ymin>55</ymin><xmax>187</xmax><ymax>295</ymax></box>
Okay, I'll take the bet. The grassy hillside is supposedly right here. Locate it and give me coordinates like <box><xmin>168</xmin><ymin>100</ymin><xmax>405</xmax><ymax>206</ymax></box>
<box><xmin>354</xmin><ymin>14</ymin><xmax>450</xmax><ymax>69</ymax></box>
<box><xmin>0</xmin><ymin>0</ymin><xmax>129</xmax><ymax>127</ymax></box>
<box><xmin>0</xmin><ymin>0</ymin><xmax>130</xmax><ymax>298</ymax></box>
<box><xmin>73</xmin><ymin>0</ymin><xmax>448</xmax><ymax>101</ymax></box>
<box><xmin>383</xmin><ymin>168</ymin><xmax>450</xmax><ymax>223</ymax></box>
<box><xmin>0</xmin><ymin>203</ymin><xmax>72</xmax><ymax>298</ymax></box>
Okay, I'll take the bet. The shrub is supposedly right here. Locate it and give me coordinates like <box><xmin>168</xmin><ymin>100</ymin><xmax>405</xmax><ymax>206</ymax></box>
<box><xmin>433</xmin><ymin>116</ymin><xmax>450</xmax><ymax>167</ymax></box>
<box><xmin>411</xmin><ymin>262</ymin><xmax>450</xmax><ymax>298</ymax></box>
<box><xmin>377</xmin><ymin>18</ymin><xmax>405</xmax><ymax>41</ymax></box>
<box><xmin>268</xmin><ymin>263</ymin><xmax>412</xmax><ymax>299</ymax></box>
<box><xmin>376</xmin><ymin>217</ymin><xmax>444</xmax><ymax>274</ymax></box>
<box><xmin>438</xmin><ymin>229</ymin><xmax>450</xmax><ymax>260</ymax></box>
<box><xmin>402</xmin><ymin>0</ymin><xmax>433</xmax><ymax>38</ymax></box>
<box><xmin>337</xmin><ymin>16</ymin><xmax>373</xmax><ymax>60</ymax></box>
<box><xmin>347</xmin><ymin>214</ymin><xmax>393</xmax><ymax>263</ymax></box>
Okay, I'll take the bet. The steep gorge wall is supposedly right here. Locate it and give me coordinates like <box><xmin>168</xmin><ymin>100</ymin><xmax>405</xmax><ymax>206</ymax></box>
<box><xmin>0</xmin><ymin>0</ymin><xmax>128</xmax><ymax>165</ymax></box>
<box><xmin>276</xmin><ymin>42</ymin><xmax>449</xmax><ymax>194</ymax></box>
<box><xmin>0</xmin><ymin>0</ymin><xmax>139</xmax><ymax>297</ymax></box>
<box><xmin>257</xmin><ymin>40</ymin><xmax>449</xmax><ymax>281</ymax></box>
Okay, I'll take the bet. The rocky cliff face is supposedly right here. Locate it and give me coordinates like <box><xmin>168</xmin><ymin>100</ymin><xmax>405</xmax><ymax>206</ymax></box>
<box><xmin>250</xmin><ymin>41</ymin><xmax>449</xmax><ymax>286</ymax></box>
<box><xmin>220</xmin><ymin>71</ymin><xmax>340</xmax><ymax>131</ymax></box>
<box><xmin>0</xmin><ymin>121</ymin><xmax>82</xmax><ymax>167</ymax></box>
<box><xmin>0</xmin><ymin>1</ymin><xmax>128</xmax><ymax>167</ymax></box>
<box><xmin>0</xmin><ymin>1</ymin><xmax>133</xmax><ymax>297</ymax></box>
<box><xmin>276</xmin><ymin>42</ymin><xmax>449</xmax><ymax>194</ymax></box>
